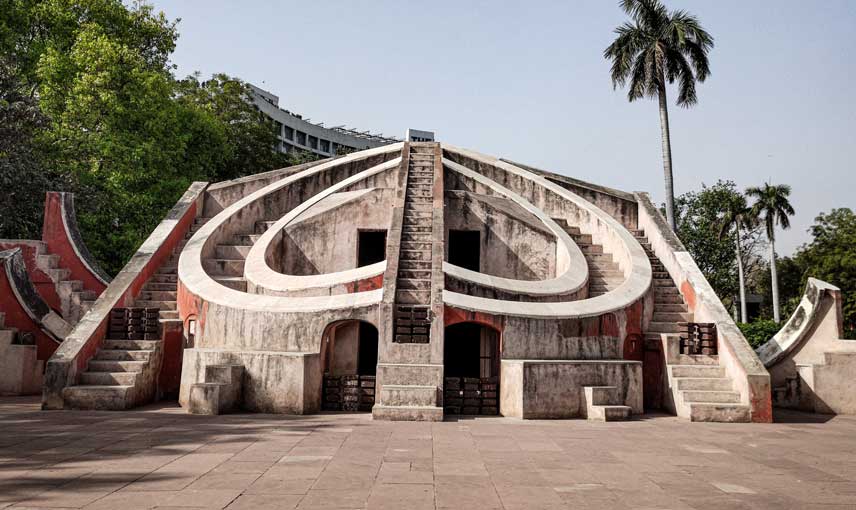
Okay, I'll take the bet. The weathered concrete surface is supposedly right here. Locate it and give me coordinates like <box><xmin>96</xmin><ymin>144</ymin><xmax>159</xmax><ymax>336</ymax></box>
<box><xmin>0</xmin><ymin>330</ymin><xmax>42</xmax><ymax>396</ymax></box>
<box><xmin>636</xmin><ymin>192</ymin><xmax>771</xmax><ymax>423</ymax></box>
<box><xmin>500</xmin><ymin>359</ymin><xmax>642</xmax><ymax>419</ymax></box>
<box><xmin>759</xmin><ymin>278</ymin><xmax>856</xmax><ymax>414</ymax></box>
<box><xmin>180</xmin><ymin>348</ymin><xmax>320</xmax><ymax>414</ymax></box>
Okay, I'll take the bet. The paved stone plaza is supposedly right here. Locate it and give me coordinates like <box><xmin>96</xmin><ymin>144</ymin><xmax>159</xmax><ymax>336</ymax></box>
<box><xmin>1</xmin><ymin>397</ymin><xmax>854</xmax><ymax>510</ymax></box>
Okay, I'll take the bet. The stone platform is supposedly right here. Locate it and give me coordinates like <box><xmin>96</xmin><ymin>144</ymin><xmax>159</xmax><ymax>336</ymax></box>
<box><xmin>1</xmin><ymin>397</ymin><xmax>854</xmax><ymax>509</ymax></box>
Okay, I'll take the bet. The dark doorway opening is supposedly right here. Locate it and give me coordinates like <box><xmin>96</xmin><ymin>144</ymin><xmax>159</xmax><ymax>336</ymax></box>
<box><xmin>357</xmin><ymin>230</ymin><xmax>387</xmax><ymax>267</ymax></box>
<box><xmin>357</xmin><ymin>321</ymin><xmax>378</xmax><ymax>376</ymax></box>
<box><xmin>448</xmin><ymin>230</ymin><xmax>480</xmax><ymax>272</ymax></box>
<box><xmin>444</xmin><ymin>322</ymin><xmax>500</xmax><ymax>415</ymax></box>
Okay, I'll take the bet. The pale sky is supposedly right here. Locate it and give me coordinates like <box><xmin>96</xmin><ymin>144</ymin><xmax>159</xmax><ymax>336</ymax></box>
<box><xmin>150</xmin><ymin>0</ymin><xmax>856</xmax><ymax>255</ymax></box>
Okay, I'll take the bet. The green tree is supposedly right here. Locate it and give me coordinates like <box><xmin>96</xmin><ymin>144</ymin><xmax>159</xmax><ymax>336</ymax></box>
<box><xmin>746</xmin><ymin>183</ymin><xmax>795</xmax><ymax>323</ymax></box>
<box><xmin>716</xmin><ymin>193</ymin><xmax>756</xmax><ymax>322</ymax></box>
<box><xmin>604</xmin><ymin>0</ymin><xmax>714</xmax><ymax>230</ymax></box>
<box><xmin>794</xmin><ymin>209</ymin><xmax>856</xmax><ymax>337</ymax></box>
<box><xmin>675</xmin><ymin>181</ymin><xmax>762</xmax><ymax>310</ymax></box>
<box><xmin>176</xmin><ymin>74</ymin><xmax>292</xmax><ymax>182</ymax></box>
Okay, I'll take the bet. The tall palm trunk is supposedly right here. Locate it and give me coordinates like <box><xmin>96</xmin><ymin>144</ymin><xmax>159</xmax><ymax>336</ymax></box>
<box><xmin>735</xmin><ymin>225</ymin><xmax>747</xmax><ymax>323</ymax></box>
<box><xmin>657</xmin><ymin>80</ymin><xmax>676</xmax><ymax>231</ymax></box>
<box><xmin>769</xmin><ymin>238</ymin><xmax>781</xmax><ymax>323</ymax></box>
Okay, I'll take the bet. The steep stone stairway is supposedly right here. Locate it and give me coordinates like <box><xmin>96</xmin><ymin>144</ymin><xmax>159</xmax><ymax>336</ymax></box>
<box><xmin>374</xmin><ymin>144</ymin><xmax>443</xmax><ymax>421</ymax></box>
<box><xmin>393</xmin><ymin>145</ymin><xmax>436</xmax><ymax>343</ymax></box>
<box><xmin>62</xmin><ymin>217</ymin><xmax>211</xmax><ymax>410</ymax></box>
<box><xmin>633</xmin><ymin>230</ymin><xmax>750</xmax><ymax>422</ymax></box>
<box><xmin>553</xmin><ymin>219</ymin><xmax>622</xmax><ymax>298</ymax></box>
<box><xmin>137</xmin><ymin>217</ymin><xmax>211</xmax><ymax>321</ymax></box>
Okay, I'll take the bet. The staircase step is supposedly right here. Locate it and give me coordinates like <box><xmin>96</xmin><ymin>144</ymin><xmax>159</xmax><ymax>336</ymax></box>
<box><xmin>149</xmin><ymin>274</ymin><xmax>178</xmax><ymax>283</ymax></box>
<box><xmin>255</xmin><ymin>220</ymin><xmax>278</xmax><ymax>234</ymax></box>
<box><xmin>688</xmin><ymin>403</ymin><xmax>751</xmax><ymax>423</ymax></box>
<box><xmin>652</xmin><ymin>312</ymin><xmax>691</xmax><ymax>323</ymax></box>
<box><xmin>676</xmin><ymin>378</ymin><xmax>733</xmax><ymax>391</ymax></box>
<box><xmin>648</xmin><ymin>322</ymin><xmax>684</xmax><ymax>334</ymax></box>
<box><xmin>396</xmin><ymin>289</ymin><xmax>430</xmax><ymax>304</ymax></box>
<box><xmin>682</xmin><ymin>390</ymin><xmax>741</xmax><ymax>404</ymax></box>
<box><xmin>670</xmin><ymin>365</ymin><xmax>725</xmax><ymax>378</ymax></box>
<box><xmin>401</xmin><ymin>241</ymin><xmax>432</xmax><ymax>251</ymax></box>
<box><xmin>380</xmin><ymin>385</ymin><xmax>437</xmax><ymax>407</ymax></box>
<box><xmin>654</xmin><ymin>294</ymin><xmax>685</xmax><ymax>304</ymax></box>
<box><xmin>137</xmin><ymin>290</ymin><xmax>177</xmax><ymax>302</ymax></box>
<box><xmin>87</xmin><ymin>360</ymin><xmax>146</xmax><ymax>373</ymax></box>
<box><xmin>203</xmin><ymin>259</ymin><xmax>245</xmax><ymax>276</ymax></box>
<box><xmin>233</xmin><ymin>234</ymin><xmax>261</xmax><ymax>245</ymax></box>
<box><xmin>134</xmin><ymin>300</ymin><xmax>176</xmax><ymax>310</ymax></box>
<box><xmin>62</xmin><ymin>385</ymin><xmax>134</xmax><ymax>411</ymax></box>
<box><xmin>79</xmin><ymin>372</ymin><xmax>137</xmax><ymax>386</ymax></box>
<box><xmin>94</xmin><ymin>349</ymin><xmax>154</xmax><ymax>362</ymax></box>
<box><xmin>214</xmin><ymin>276</ymin><xmax>248</xmax><ymax>292</ymax></box>
<box><xmin>47</xmin><ymin>268</ymin><xmax>71</xmax><ymax>281</ymax></box>
<box><xmin>400</xmin><ymin>250</ymin><xmax>431</xmax><ymax>261</ymax></box>
<box><xmin>399</xmin><ymin>260</ymin><xmax>431</xmax><ymax>270</ymax></box>
<box><xmin>397</xmin><ymin>278</ymin><xmax>431</xmax><ymax>291</ymax></box>
<box><xmin>144</xmin><ymin>282</ymin><xmax>176</xmax><ymax>291</ymax></box>
<box><xmin>215</xmin><ymin>245</ymin><xmax>251</xmax><ymax>259</ymax></box>
<box><xmin>656</xmin><ymin>303</ymin><xmax>689</xmax><ymax>313</ymax></box>
<box><xmin>103</xmin><ymin>339</ymin><xmax>159</xmax><ymax>350</ymax></box>
<box><xmin>159</xmin><ymin>310</ymin><xmax>179</xmax><ymax>320</ymax></box>
<box><xmin>37</xmin><ymin>254</ymin><xmax>60</xmax><ymax>269</ymax></box>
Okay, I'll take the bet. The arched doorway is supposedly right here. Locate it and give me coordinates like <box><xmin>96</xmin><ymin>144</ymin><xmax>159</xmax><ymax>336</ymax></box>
<box><xmin>321</xmin><ymin>320</ymin><xmax>378</xmax><ymax>412</ymax></box>
<box><xmin>443</xmin><ymin>322</ymin><xmax>500</xmax><ymax>416</ymax></box>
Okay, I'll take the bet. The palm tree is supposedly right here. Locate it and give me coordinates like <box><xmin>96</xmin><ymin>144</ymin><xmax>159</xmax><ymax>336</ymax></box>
<box><xmin>604</xmin><ymin>0</ymin><xmax>714</xmax><ymax>230</ymax></box>
<box><xmin>717</xmin><ymin>193</ymin><xmax>755</xmax><ymax>323</ymax></box>
<box><xmin>746</xmin><ymin>183</ymin><xmax>795</xmax><ymax>323</ymax></box>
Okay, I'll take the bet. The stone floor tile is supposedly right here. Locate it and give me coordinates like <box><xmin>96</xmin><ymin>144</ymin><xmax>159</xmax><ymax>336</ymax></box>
<box><xmin>224</xmin><ymin>494</ymin><xmax>302</xmax><ymax>509</ymax></box>
<box><xmin>296</xmin><ymin>488</ymin><xmax>371</xmax><ymax>509</ymax></box>
<box><xmin>365</xmin><ymin>483</ymin><xmax>433</xmax><ymax>509</ymax></box>
<box><xmin>161</xmin><ymin>488</ymin><xmax>242</xmax><ymax>508</ymax></box>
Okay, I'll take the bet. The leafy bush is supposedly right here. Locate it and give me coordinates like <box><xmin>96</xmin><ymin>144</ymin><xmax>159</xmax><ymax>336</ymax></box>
<box><xmin>738</xmin><ymin>320</ymin><xmax>781</xmax><ymax>349</ymax></box>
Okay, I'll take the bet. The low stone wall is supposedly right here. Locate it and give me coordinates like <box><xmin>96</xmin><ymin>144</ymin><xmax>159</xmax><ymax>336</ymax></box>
<box><xmin>179</xmin><ymin>348</ymin><xmax>321</xmax><ymax>414</ymax></box>
<box><xmin>635</xmin><ymin>192</ymin><xmax>772</xmax><ymax>422</ymax></box>
<box><xmin>500</xmin><ymin>359</ymin><xmax>642</xmax><ymax>418</ymax></box>
<box><xmin>42</xmin><ymin>182</ymin><xmax>208</xmax><ymax>410</ymax></box>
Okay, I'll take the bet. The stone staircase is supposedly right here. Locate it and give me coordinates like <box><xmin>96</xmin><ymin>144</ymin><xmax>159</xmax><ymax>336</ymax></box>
<box><xmin>61</xmin><ymin>217</ymin><xmax>213</xmax><ymax>410</ymax></box>
<box><xmin>634</xmin><ymin>230</ymin><xmax>750</xmax><ymax>422</ymax></box>
<box><xmin>374</xmin><ymin>143</ymin><xmax>443</xmax><ymax>421</ymax></box>
<box><xmin>32</xmin><ymin>244</ymin><xmax>97</xmax><ymax>324</ymax></box>
<box><xmin>137</xmin><ymin>217</ymin><xmax>210</xmax><ymax>321</ymax></box>
<box><xmin>553</xmin><ymin>218</ymin><xmax>622</xmax><ymax>298</ymax></box>
<box><xmin>204</xmin><ymin>218</ymin><xmax>280</xmax><ymax>293</ymax></box>
<box><xmin>62</xmin><ymin>337</ymin><xmax>164</xmax><ymax>410</ymax></box>
<box><xmin>188</xmin><ymin>364</ymin><xmax>244</xmax><ymax>415</ymax></box>
<box><xmin>392</xmin><ymin>145</ymin><xmax>435</xmax><ymax>343</ymax></box>
<box><xmin>582</xmin><ymin>385</ymin><xmax>632</xmax><ymax>421</ymax></box>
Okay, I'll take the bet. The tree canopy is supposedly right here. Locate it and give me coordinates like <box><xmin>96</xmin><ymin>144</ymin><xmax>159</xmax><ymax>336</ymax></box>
<box><xmin>0</xmin><ymin>0</ymin><xmax>314</xmax><ymax>274</ymax></box>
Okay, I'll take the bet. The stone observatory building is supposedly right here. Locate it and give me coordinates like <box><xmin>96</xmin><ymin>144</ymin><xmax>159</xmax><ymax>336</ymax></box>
<box><xmin>43</xmin><ymin>141</ymin><xmax>773</xmax><ymax>423</ymax></box>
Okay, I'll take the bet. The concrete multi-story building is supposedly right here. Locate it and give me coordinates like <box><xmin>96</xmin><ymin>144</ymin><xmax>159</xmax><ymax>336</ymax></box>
<box><xmin>248</xmin><ymin>84</ymin><xmax>400</xmax><ymax>157</ymax></box>
<box><xmin>41</xmin><ymin>141</ymin><xmax>780</xmax><ymax>423</ymax></box>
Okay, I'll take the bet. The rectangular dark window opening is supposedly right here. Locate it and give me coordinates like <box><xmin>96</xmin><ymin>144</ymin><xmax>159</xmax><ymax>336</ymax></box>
<box><xmin>448</xmin><ymin>230</ymin><xmax>480</xmax><ymax>272</ymax></box>
<box><xmin>357</xmin><ymin>322</ymin><xmax>378</xmax><ymax>376</ymax></box>
<box><xmin>357</xmin><ymin>230</ymin><xmax>387</xmax><ymax>267</ymax></box>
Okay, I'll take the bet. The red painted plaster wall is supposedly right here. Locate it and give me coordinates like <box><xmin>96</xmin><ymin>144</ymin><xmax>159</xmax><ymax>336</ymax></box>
<box><xmin>0</xmin><ymin>268</ymin><xmax>58</xmax><ymax>360</ymax></box>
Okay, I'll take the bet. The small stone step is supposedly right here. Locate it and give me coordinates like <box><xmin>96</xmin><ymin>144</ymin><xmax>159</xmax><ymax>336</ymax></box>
<box><xmin>647</xmin><ymin>321</ymin><xmax>683</xmax><ymax>334</ymax></box>
<box><xmin>395</xmin><ymin>289</ymin><xmax>431</xmax><ymax>304</ymax></box>
<box><xmin>87</xmin><ymin>360</ymin><xmax>146</xmax><ymax>373</ymax></box>
<box><xmin>688</xmin><ymin>403</ymin><xmax>751</xmax><ymax>422</ymax></box>
<box><xmin>399</xmin><ymin>270</ymin><xmax>431</xmax><ymax>280</ymax></box>
<box><xmin>214</xmin><ymin>276</ymin><xmax>248</xmax><ymax>292</ymax></box>
<box><xmin>47</xmin><ymin>268</ymin><xmax>71</xmax><ymax>281</ymax></box>
<box><xmin>103</xmin><ymin>339</ymin><xmax>159</xmax><ymax>350</ymax></box>
<box><xmin>400</xmin><ymin>250</ymin><xmax>431</xmax><ymax>261</ymax></box>
<box><xmin>654</xmin><ymin>294</ymin><xmax>685</xmax><ymax>304</ymax></box>
<box><xmin>37</xmin><ymin>254</ymin><xmax>60</xmax><ymax>269</ymax></box>
<box><xmin>399</xmin><ymin>260</ymin><xmax>431</xmax><ymax>270</ymax></box>
<box><xmin>62</xmin><ymin>385</ymin><xmax>134</xmax><ymax>411</ymax></box>
<box><xmin>149</xmin><ymin>274</ymin><xmax>178</xmax><ymax>283</ymax></box>
<box><xmin>137</xmin><ymin>290</ymin><xmax>177</xmax><ymax>302</ymax></box>
<box><xmin>134</xmin><ymin>300</ymin><xmax>176</xmax><ymax>310</ymax></box>
<box><xmin>676</xmin><ymin>378</ymin><xmax>733</xmax><ymax>391</ymax></box>
<box><xmin>654</xmin><ymin>287</ymin><xmax>680</xmax><ymax>296</ymax></box>
<box><xmin>203</xmin><ymin>259</ymin><xmax>245</xmax><ymax>276</ymax></box>
<box><xmin>94</xmin><ymin>349</ymin><xmax>153</xmax><ymax>362</ymax></box>
<box><xmin>255</xmin><ymin>220</ymin><xmax>278</xmax><ymax>234</ymax></box>
<box><xmin>215</xmin><ymin>245</ymin><xmax>251</xmax><ymax>259</ymax></box>
<box><xmin>397</xmin><ymin>278</ymin><xmax>431</xmax><ymax>291</ymax></box>
<box><xmin>159</xmin><ymin>310</ymin><xmax>179</xmax><ymax>320</ymax></box>
<box><xmin>79</xmin><ymin>372</ymin><xmax>137</xmax><ymax>386</ymax></box>
<box><xmin>144</xmin><ymin>282</ymin><xmax>176</xmax><ymax>291</ymax></box>
<box><xmin>401</xmin><ymin>241</ymin><xmax>432</xmax><ymax>251</ymax></box>
<box><xmin>380</xmin><ymin>385</ymin><xmax>437</xmax><ymax>407</ymax></box>
<box><xmin>652</xmin><ymin>312</ymin><xmax>691</xmax><ymax>323</ymax></box>
<box><xmin>656</xmin><ymin>303</ymin><xmax>688</xmax><ymax>313</ymax></box>
<box><xmin>233</xmin><ymin>234</ymin><xmax>261</xmax><ymax>245</ymax></box>
<box><xmin>670</xmin><ymin>365</ymin><xmax>725</xmax><ymax>378</ymax></box>
<box><xmin>682</xmin><ymin>390</ymin><xmax>741</xmax><ymax>404</ymax></box>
